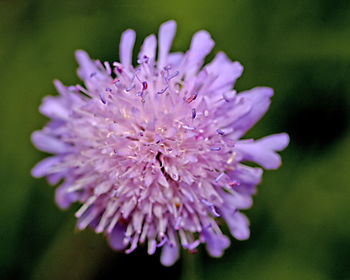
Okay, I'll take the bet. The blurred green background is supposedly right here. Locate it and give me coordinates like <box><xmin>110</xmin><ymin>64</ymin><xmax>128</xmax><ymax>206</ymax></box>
<box><xmin>1</xmin><ymin>0</ymin><xmax>350</xmax><ymax>279</ymax></box>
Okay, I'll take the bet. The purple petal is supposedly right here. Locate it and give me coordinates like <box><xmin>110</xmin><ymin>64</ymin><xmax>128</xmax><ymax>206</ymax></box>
<box><xmin>205</xmin><ymin>52</ymin><xmax>243</xmax><ymax>95</ymax></box>
<box><xmin>120</xmin><ymin>29</ymin><xmax>136</xmax><ymax>68</ymax></box>
<box><xmin>160</xmin><ymin>240</ymin><xmax>179</xmax><ymax>267</ymax></box>
<box><xmin>227</xmin><ymin>164</ymin><xmax>263</xmax><ymax>195</ymax></box>
<box><xmin>55</xmin><ymin>184</ymin><xmax>79</xmax><ymax>209</ymax></box>
<box><xmin>40</xmin><ymin>96</ymin><xmax>69</xmax><ymax>120</ymax></box>
<box><xmin>220</xmin><ymin>190</ymin><xmax>253</xmax><ymax>210</ymax></box>
<box><xmin>186</xmin><ymin>30</ymin><xmax>214</xmax><ymax>76</ymax></box>
<box><xmin>255</xmin><ymin>133</ymin><xmax>290</xmax><ymax>151</ymax></box>
<box><xmin>219</xmin><ymin>95</ymin><xmax>252</xmax><ymax>127</ymax></box>
<box><xmin>75</xmin><ymin>50</ymin><xmax>101</xmax><ymax>81</ymax></box>
<box><xmin>108</xmin><ymin>224</ymin><xmax>127</xmax><ymax>251</ymax></box>
<box><xmin>47</xmin><ymin>172</ymin><xmax>65</xmax><ymax>185</ymax></box>
<box><xmin>235</xmin><ymin>133</ymin><xmax>289</xmax><ymax>170</ymax></box>
<box><xmin>167</xmin><ymin>52</ymin><xmax>183</xmax><ymax>67</ymax></box>
<box><xmin>230</xmin><ymin>87</ymin><xmax>274</xmax><ymax>139</ymax></box>
<box><xmin>138</xmin><ymin>34</ymin><xmax>157</xmax><ymax>62</ymax></box>
<box><xmin>54</xmin><ymin>80</ymin><xmax>68</xmax><ymax>96</ymax></box>
<box><xmin>158</xmin><ymin>20</ymin><xmax>177</xmax><ymax>69</ymax></box>
<box><xmin>31</xmin><ymin>156</ymin><xmax>60</xmax><ymax>178</ymax></box>
<box><xmin>202</xmin><ymin>229</ymin><xmax>230</xmax><ymax>257</ymax></box>
<box><xmin>31</xmin><ymin>131</ymin><xmax>71</xmax><ymax>154</ymax></box>
<box><xmin>222</xmin><ymin>211</ymin><xmax>250</xmax><ymax>240</ymax></box>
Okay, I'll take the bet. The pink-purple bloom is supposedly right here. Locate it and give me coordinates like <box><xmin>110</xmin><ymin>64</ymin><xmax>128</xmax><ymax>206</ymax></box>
<box><xmin>32</xmin><ymin>20</ymin><xmax>289</xmax><ymax>266</ymax></box>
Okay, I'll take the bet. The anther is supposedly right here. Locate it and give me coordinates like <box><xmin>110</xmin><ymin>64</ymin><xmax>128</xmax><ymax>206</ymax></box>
<box><xmin>186</xmin><ymin>92</ymin><xmax>198</xmax><ymax>103</ymax></box>
<box><xmin>113</xmin><ymin>62</ymin><xmax>123</xmax><ymax>74</ymax></box>
<box><xmin>142</xmin><ymin>81</ymin><xmax>148</xmax><ymax>90</ymax></box>
<box><xmin>156</xmin><ymin>236</ymin><xmax>168</xmax><ymax>247</ymax></box>
<box><xmin>192</xmin><ymin>108</ymin><xmax>196</xmax><ymax>119</ymax></box>
<box><xmin>117</xmin><ymin>66</ymin><xmax>123</xmax><ymax>73</ymax></box>
<box><xmin>90</xmin><ymin>72</ymin><xmax>97</xmax><ymax>78</ymax></box>
<box><xmin>99</xmin><ymin>92</ymin><xmax>106</xmax><ymax>104</ymax></box>
<box><xmin>215</xmin><ymin>172</ymin><xmax>225</xmax><ymax>183</ymax></box>
<box><xmin>216</xmin><ymin>129</ymin><xmax>225</xmax><ymax>135</ymax></box>
<box><xmin>210</xmin><ymin>147</ymin><xmax>221</xmax><ymax>151</ymax></box>
<box><xmin>229</xmin><ymin>181</ymin><xmax>240</xmax><ymax>188</ymax></box>
<box><xmin>110</xmin><ymin>78</ymin><xmax>120</xmax><ymax>85</ymax></box>
<box><xmin>137</xmin><ymin>55</ymin><xmax>149</xmax><ymax>64</ymax></box>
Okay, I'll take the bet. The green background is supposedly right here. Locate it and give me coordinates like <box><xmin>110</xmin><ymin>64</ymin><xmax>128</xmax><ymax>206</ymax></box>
<box><xmin>1</xmin><ymin>0</ymin><xmax>350</xmax><ymax>279</ymax></box>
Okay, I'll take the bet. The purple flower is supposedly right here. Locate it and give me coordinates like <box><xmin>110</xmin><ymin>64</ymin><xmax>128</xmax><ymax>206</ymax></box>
<box><xmin>31</xmin><ymin>20</ymin><xmax>289</xmax><ymax>266</ymax></box>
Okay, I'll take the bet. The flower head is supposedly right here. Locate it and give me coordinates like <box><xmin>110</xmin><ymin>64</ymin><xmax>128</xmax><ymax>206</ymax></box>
<box><xmin>32</xmin><ymin>20</ymin><xmax>289</xmax><ymax>266</ymax></box>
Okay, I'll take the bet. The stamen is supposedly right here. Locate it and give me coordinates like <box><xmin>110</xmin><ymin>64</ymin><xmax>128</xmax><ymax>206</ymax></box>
<box><xmin>104</xmin><ymin>61</ymin><xmax>111</xmax><ymax>75</ymax></box>
<box><xmin>113</xmin><ymin>62</ymin><xmax>123</xmax><ymax>73</ymax></box>
<box><xmin>142</xmin><ymin>81</ymin><xmax>148</xmax><ymax>90</ymax></box>
<box><xmin>125</xmin><ymin>235</ymin><xmax>139</xmax><ymax>254</ymax></box>
<box><xmin>156</xmin><ymin>236</ymin><xmax>168</xmax><ymax>247</ymax></box>
<box><xmin>201</xmin><ymin>199</ymin><xmax>221</xmax><ymax>217</ymax></box>
<box><xmin>157</xmin><ymin>86</ymin><xmax>168</xmax><ymax>94</ymax></box>
<box><xmin>187</xmin><ymin>240</ymin><xmax>200</xmax><ymax>250</ymax></box>
<box><xmin>75</xmin><ymin>196</ymin><xmax>97</xmax><ymax>218</ymax></box>
<box><xmin>99</xmin><ymin>92</ymin><xmax>106</xmax><ymax>104</ymax></box>
<box><xmin>192</xmin><ymin>108</ymin><xmax>196</xmax><ymax>119</ymax></box>
<box><xmin>167</xmin><ymin>70</ymin><xmax>179</xmax><ymax>81</ymax></box>
<box><xmin>186</xmin><ymin>92</ymin><xmax>198</xmax><ymax>103</ymax></box>
<box><xmin>226</xmin><ymin>152</ymin><xmax>236</xmax><ymax>164</ymax></box>
<box><xmin>182</xmin><ymin>125</ymin><xmax>196</xmax><ymax>131</ymax></box>
<box><xmin>229</xmin><ymin>181</ymin><xmax>240</xmax><ymax>188</ymax></box>
<box><xmin>110</xmin><ymin>78</ymin><xmax>120</xmax><ymax>85</ymax></box>
<box><xmin>126</xmin><ymin>68</ymin><xmax>141</xmax><ymax>92</ymax></box>
<box><xmin>215</xmin><ymin>172</ymin><xmax>225</xmax><ymax>183</ymax></box>
<box><xmin>174</xmin><ymin>217</ymin><xmax>182</xmax><ymax>230</ymax></box>
<box><xmin>210</xmin><ymin>147</ymin><xmax>221</xmax><ymax>151</ymax></box>
<box><xmin>90</xmin><ymin>72</ymin><xmax>97</xmax><ymax>78</ymax></box>
<box><xmin>216</xmin><ymin>129</ymin><xmax>225</xmax><ymax>135</ymax></box>
<box><xmin>211</xmin><ymin>206</ymin><xmax>221</xmax><ymax>217</ymax></box>
<box><xmin>126</xmin><ymin>83</ymin><xmax>135</xmax><ymax>92</ymax></box>
<box><xmin>75</xmin><ymin>85</ymin><xmax>89</xmax><ymax>95</ymax></box>
<box><xmin>201</xmin><ymin>199</ymin><xmax>212</xmax><ymax>207</ymax></box>
<box><xmin>137</xmin><ymin>55</ymin><xmax>149</xmax><ymax>64</ymax></box>
<box><xmin>105</xmin><ymin>88</ymin><xmax>112</xmax><ymax>92</ymax></box>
